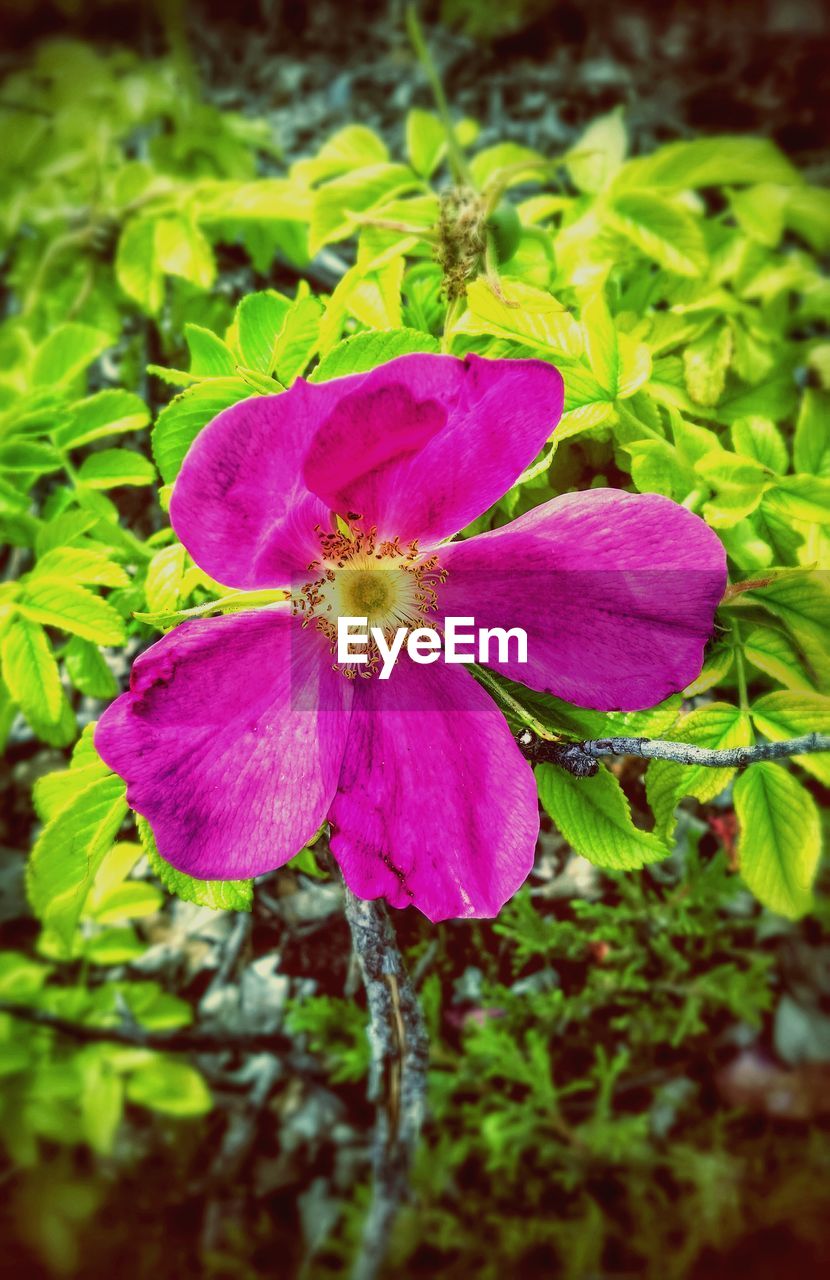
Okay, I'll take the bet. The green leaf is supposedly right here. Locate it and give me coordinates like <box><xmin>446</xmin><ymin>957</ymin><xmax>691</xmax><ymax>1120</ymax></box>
<box><xmin>84</xmin><ymin>840</ymin><xmax>143</xmax><ymax>908</ymax></box>
<box><xmin>152</xmin><ymin>378</ymin><xmax>252</xmax><ymax>483</ymax></box>
<box><xmin>751</xmin><ymin>691</ymin><xmax>830</xmax><ymax>786</ymax></box>
<box><xmin>19</xmin><ymin>580</ymin><xmax>126</xmax><ymax>645</ymax></box>
<box><xmin>235</xmin><ymin>365</ymin><xmax>284</xmax><ymax>395</ymax></box>
<box><xmin>718</xmin><ymin>373</ymin><xmax>797</xmax><ymax>425</ymax></box>
<box><xmin>0</xmin><ymin>952</ymin><xmax>51</xmax><ymax>1000</ymax></box>
<box><xmin>309</xmin><ymin>163</ymin><xmax>421</xmax><ymax>254</ymax></box>
<box><xmin>234</xmin><ymin>290</ymin><xmax>292</xmax><ymax>372</ymax></box>
<box><xmin>763</xmin><ymin>476</ymin><xmax>830</xmax><ymax>524</ymax></box>
<box><xmin>84</xmin><ymin>925</ymin><xmax>146</xmax><ymax>964</ymax></box>
<box><xmin>1</xmin><ymin>616</ymin><xmax>63</xmax><ymax>729</ymax></box>
<box><xmin>455</xmin><ymin>278</ymin><xmax>583</xmax><ymax>359</ymax></box>
<box><xmin>154</xmin><ymin>215</ymin><xmax>215</xmax><ymax>290</ymax></box>
<box><xmin>318</xmin><ymin>258</ymin><xmax>405</xmax><ymax>354</ymax></box>
<box><xmin>89</xmin><ymin>880</ymin><xmax>164</xmax><ymax>925</ymax></box>
<box><xmin>32</xmin><ymin>548</ymin><xmax>129</xmax><ymax>589</ymax></box>
<box><xmin>33</xmin><ymin>728</ymin><xmax>111</xmax><ymax>823</ymax></box>
<box><xmin>294</xmin><ymin>124</ymin><xmax>388</xmax><ymax>183</ymax></box>
<box><xmin>683</xmin><ymin>325</ymin><xmax>732</xmax><ymax>406</ymax></box>
<box><xmin>405</xmin><ymin>108</ymin><xmax>447</xmax><ymax>178</ymax></box>
<box><xmin>126</xmin><ymin>1057</ymin><xmax>212</xmax><ymax>1117</ymax></box>
<box><xmin>605</xmin><ymin>194</ymin><xmax>708</xmax><ymax>277</ymax></box>
<box><xmin>31</xmin><ymin>323</ymin><xmax>112</xmax><ymax>387</ymax></box>
<box><xmin>556</xmin><ymin>375</ymin><xmax>615</xmax><ymax>436</ymax></box>
<box><xmin>116</xmin><ymin>216</ymin><xmax>162</xmax><ymax>313</ymax></box>
<box><xmin>580</xmin><ymin>292</ymin><xmax>618</xmax><ymax>396</ymax></box>
<box><xmin>626</xmin><ymin>437</ymin><xmax>693</xmax><ymax>499</ymax></box>
<box><xmin>56</xmin><ymin>390</ymin><xmax>150</xmax><ymax>449</ymax></box>
<box><xmin>273</xmin><ymin>293</ymin><xmax>323</xmax><ymax>385</ymax></box>
<box><xmin>34</xmin><ymin>759</ymin><xmax>111</xmax><ymax>825</ymax></box>
<box><xmin>0</xmin><ymin>441</ymin><xmax>64</xmax><ymax>473</ymax></box>
<box><xmin>79</xmin><ymin>1056</ymin><xmax>124</xmax><ymax>1155</ymax></box>
<box><xmin>63</xmin><ymin>636</ymin><xmax>118</xmax><ymax>699</ymax></box>
<box><xmin>793</xmin><ymin>390</ymin><xmax>830</xmax><ymax>477</ymax></box>
<box><xmin>199</xmin><ymin>177</ymin><xmax>310</xmax><ymax>223</ymax></box>
<box><xmin>731</xmin><ymin>416</ymin><xmax>788</xmax><ymax>472</ymax></box>
<box><xmin>566</xmin><ymin>109</ymin><xmax>627</xmax><ymax>194</ymax></box>
<box><xmin>742</xmin><ymin>574</ymin><xmax>830</xmax><ymax>690</ymax></box>
<box><xmin>646</xmin><ymin>702</ymin><xmax>753</xmax><ymax>842</ymax></box>
<box><xmin>734</xmin><ymin>764</ymin><xmax>820</xmax><ymax>919</ymax></box>
<box><xmin>616</xmin><ymin>335</ymin><xmax>652</xmax><ymax>399</ymax></box>
<box><xmin>537</xmin><ymin>762</ymin><xmax>669</xmax><ymax>870</ymax></box>
<box><xmin>616</xmin><ymin>136</ymin><xmax>799</xmax><ymax>193</ymax></box>
<box><xmin>744</xmin><ymin>625</ymin><xmax>816</xmax><ymax>692</ymax></box>
<box><xmin>310</xmin><ymin>328</ymin><xmax>440</xmax><ymax>382</ymax></box>
<box><xmin>27</xmin><ymin>773</ymin><xmax>128</xmax><ymax>948</ymax></box>
<box><xmin>184</xmin><ymin>323</ymin><xmax>236</xmax><ymax>377</ymax></box>
<box><xmin>117</xmin><ymin>216</ymin><xmax>215</xmax><ymax>314</ymax></box>
<box><xmin>78</xmin><ymin>449</ymin><xmax>156</xmax><ymax>489</ymax></box>
<box><xmin>35</xmin><ymin>510</ymin><xmax>98</xmax><ymax>556</ymax></box>
<box><xmin>699</xmin><ymin>451</ymin><xmax>769</xmax><ymax>528</ymax></box>
<box><xmin>729</xmin><ymin>183</ymin><xmax>788</xmax><ymax>248</ymax></box>
<box><xmin>482</xmin><ymin>669</ymin><xmax>681</xmax><ymax>743</ymax></box>
<box><xmin>683</xmin><ymin>643</ymin><xmax>735</xmax><ymax>696</ymax></box>
<box><xmin>144</xmin><ymin>543</ymin><xmax>187</xmax><ymax>614</ymax></box>
<box><xmin>469</xmin><ymin>142</ymin><xmax>547</xmax><ymax>189</ymax></box>
<box><xmin>137</xmin><ymin>815</ymin><xmax>252</xmax><ymax>912</ymax></box>
<box><xmin>784</xmin><ymin>185</ymin><xmax>830</xmax><ymax>252</ymax></box>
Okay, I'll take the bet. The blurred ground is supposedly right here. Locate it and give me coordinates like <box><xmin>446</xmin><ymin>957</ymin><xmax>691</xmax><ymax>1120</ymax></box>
<box><xmin>2</xmin><ymin>1</ymin><xmax>829</xmax><ymax>169</ymax></box>
<box><xmin>0</xmin><ymin>2</ymin><xmax>829</xmax><ymax>1278</ymax></box>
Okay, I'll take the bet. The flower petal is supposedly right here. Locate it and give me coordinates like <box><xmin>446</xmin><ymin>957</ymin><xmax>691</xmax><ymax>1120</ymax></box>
<box><xmin>438</xmin><ymin>489</ymin><xmax>727</xmax><ymax>711</ymax></box>
<box><xmin>327</xmin><ymin>657</ymin><xmax>539</xmax><ymax>921</ymax></box>
<box><xmin>169</xmin><ymin>392</ymin><xmax>333</xmax><ymax>589</ymax></box>
<box><xmin>302</xmin><ymin>353</ymin><xmax>563</xmax><ymax>544</ymax></box>
<box><xmin>95</xmin><ymin>610</ymin><xmax>352</xmax><ymax>878</ymax></box>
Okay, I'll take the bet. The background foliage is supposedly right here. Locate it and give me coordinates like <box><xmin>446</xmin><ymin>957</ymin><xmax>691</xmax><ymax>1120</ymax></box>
<box><xmin>0</xmin><ymin>4</ymin><xmax>828</xmax><ymax>1275</ymax></box>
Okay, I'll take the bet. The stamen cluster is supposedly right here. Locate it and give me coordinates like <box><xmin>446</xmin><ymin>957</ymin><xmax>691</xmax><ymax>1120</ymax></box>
<box><xmin>292</xmin><ymin>520</ymin><xmax>447</xmax><ymax>678</ymax></box>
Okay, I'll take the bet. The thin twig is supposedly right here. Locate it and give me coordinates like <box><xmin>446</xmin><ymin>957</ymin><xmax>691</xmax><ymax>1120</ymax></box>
<box><xmin>342</xmin><ymin>884</ymin><xmax>429</xmax><ymax>1280</ymax></box>
<box><xmin>405</xmin><ymin>4</ymin><xmax>471</xmax><ymax>185</ymax></box>
<box><xmin>0</xmin><ymin>1000</ymin><xmax>318</xmax><ymax>1073</ymax></box>
<box><xmin>517</xmin><ymin>729</ymin><xmax>830</xmax><ymax>776</ymax></box>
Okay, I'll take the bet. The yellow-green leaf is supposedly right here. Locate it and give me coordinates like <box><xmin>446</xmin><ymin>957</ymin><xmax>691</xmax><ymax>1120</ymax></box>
<box><xmin>735</xmin><ymin>763</ymin><xmax>820</xmax><ymax>919</ymax></box>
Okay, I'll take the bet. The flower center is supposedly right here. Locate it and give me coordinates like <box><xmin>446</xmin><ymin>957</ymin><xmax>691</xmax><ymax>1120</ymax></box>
<box><xmin>344</xmin><ymin>567</ymin><xmax>396</xmax><ymax>618</ymax></box>
<box><xmin>291</xmin><ymin>521</ymin><xmax>447</xmax><ymax>678</ymax></box>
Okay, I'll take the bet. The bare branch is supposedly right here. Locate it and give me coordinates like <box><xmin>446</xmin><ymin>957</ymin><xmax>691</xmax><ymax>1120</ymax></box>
<box><xmin>342</xmin><ymin>885</ymin><xmax>429</xmax><ymax>1280</ymax></box>
<box><xmin>517</xmin><ymin>729</ymin><xmax>830</xmax><ymax>776</ymax></box>
<box><xmin>0</xmin><ymin>1000</ymin><xmax>320</xmax><ymax>1075</ymax></box>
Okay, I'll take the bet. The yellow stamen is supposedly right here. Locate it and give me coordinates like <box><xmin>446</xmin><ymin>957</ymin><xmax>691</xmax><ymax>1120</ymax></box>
<box><xmin>291</xmin><ymin>518</ymin><xmax>447</xmax><ymax>678</ymax></box>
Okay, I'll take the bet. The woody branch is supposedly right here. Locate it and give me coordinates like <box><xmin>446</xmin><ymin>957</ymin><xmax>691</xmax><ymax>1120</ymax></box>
<box><xmin>341</xmin><ymin>883</ymin><xmax>430</xmax><ymax>1280</ymax></box>
<box><xmin>517</xmin><ymin>730</ymin><xmax>830</xmax><ymax>776</ymax></box>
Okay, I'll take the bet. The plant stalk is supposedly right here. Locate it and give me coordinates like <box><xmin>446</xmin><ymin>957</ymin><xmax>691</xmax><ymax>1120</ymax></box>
<box><xmin>341</xmin><ymin>883</ymin><xmax>429</xmax><ymax>1280</ymax></box>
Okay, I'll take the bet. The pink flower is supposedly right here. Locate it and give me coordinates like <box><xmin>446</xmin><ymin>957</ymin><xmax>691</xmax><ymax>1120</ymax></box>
<box><xmin>96</xmin><ymin>355</ymin><xmax>726</xmax><ymax>920</ymax></box>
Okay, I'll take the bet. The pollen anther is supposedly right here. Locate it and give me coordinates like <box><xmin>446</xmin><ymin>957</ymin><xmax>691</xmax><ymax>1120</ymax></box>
<box><xmin>291</xmin><ymin>520</ymin><xmax>447</xmax><ymax>677</ymax></box>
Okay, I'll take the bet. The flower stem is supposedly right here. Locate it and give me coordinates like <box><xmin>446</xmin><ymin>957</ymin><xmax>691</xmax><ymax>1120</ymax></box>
<box><xmin>405</xmin><ymin>4</ymin><xmax>472</xmax><ymax>186</ymax></box>
<box><xmin>441</xmin><ymin>293</ymin><xmax>462</xmax><ymax>353</ymax></box>
<box><xmin>341</xmin><ymin>882</ymin><xmax>429</xmax><ymax>1280</ymax></box>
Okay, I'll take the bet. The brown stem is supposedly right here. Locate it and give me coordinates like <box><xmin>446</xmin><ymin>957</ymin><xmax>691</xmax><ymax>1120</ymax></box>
<box><xmin>341</xmin><ymin>883</ymin><xmax>429</xmax><ymax>1280</ymax></box>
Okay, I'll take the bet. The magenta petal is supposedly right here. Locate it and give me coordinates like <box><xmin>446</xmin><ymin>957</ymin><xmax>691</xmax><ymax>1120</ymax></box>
<box><xmin>95</xmin><ymin>610</ymin><xmax>352</xmax><ymax>878</ymax></box>
<box><xmin>438</xmin><ymin>489</ymin><xmax>727</xmax><ymax>711</ymax></box>
<box><xmin>327</xmin><ymin>657</ymin><xmax>539</xmax><ymax>921</ymax></box>
<box><xmin>302</xmin><ymin>353</ymin><xmax>564</xmax><ymax>544</ymax></box>
<box><xmin>169</xmin><ymin>392</ymin><xmax>333</xmax><ymax>589</ymax></box>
